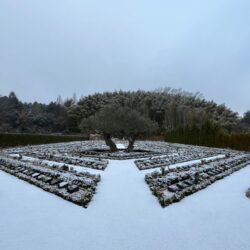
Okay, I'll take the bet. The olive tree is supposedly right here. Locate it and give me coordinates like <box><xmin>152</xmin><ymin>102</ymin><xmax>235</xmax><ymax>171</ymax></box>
<box><xmin>80</xmin><ymin>105</ymin><xmax>158</xmax><ymax>152</ymax></box>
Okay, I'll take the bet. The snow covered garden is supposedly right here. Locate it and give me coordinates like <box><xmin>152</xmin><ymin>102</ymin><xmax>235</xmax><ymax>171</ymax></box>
<box><xmin>1</xmin><ymin>140</ymin><xmax>250</xmax><ymax>208</ymax></box>
<box><xmin>145</xmin><ymin>154</ymin><xmax>250</xmax><ymax>207</ymax></box>
<box><xmin>1</xmin><ymin>140</ymin><xmax>250</xmax><ymax>250</ymax></box>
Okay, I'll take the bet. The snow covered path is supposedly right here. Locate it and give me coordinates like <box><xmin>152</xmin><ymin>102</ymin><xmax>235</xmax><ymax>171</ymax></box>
<box><xmin>1</xmin><ymin>160</ymin><xmax>250</xmax><ymax>250</ymax></box>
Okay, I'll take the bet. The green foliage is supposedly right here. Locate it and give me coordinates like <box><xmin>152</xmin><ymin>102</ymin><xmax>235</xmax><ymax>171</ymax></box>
<box><xmin>80</xmin><ymin>105</ymin><xmax>158</xmax><ymax>138</ymax></box>
<box><xmin>0</xmin><ymin>133</ymin><xmax>87</xmax><ymax>148</ymax></box>
<box><xmin>73</xmin><ymin>89</ymin><xmax>239</xmax><ymax>132</ymax></box>
<box><xmin>0</xmin><ymin>90</ymin><xmax>246</xmax><ymax>138</ymax></box>
<box><xmin>0</xmin><ymin>92</ymin><xmax>79</xmax><ymax>133</ymax></box>
<box><xmin>80</xmin><ymin>105</ymin><xmax>159</xmax><ymax>151</ymax></box>
<box><xmin>164</xmin><ymin>123</ymin><xmax>250</xmax><ymax>151</ymax></box>
<box><xmin>242</xmin><ymin>111</ymin><xmax>250</xmax><ymax>125</ymax></box>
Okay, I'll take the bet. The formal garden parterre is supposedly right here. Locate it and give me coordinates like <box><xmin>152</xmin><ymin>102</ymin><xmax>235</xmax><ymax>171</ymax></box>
<box><xmin>0</xmin><ymin>140</ymin><xmax>249</xmax><ymax>208</ymax></box>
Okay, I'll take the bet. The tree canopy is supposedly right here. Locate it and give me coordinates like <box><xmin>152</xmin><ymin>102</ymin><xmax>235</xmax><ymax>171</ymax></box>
<box><xmin>80</xmin><ymin>105</ymin><xmax>158</xmax><ymax>151</ymax></box>
<box><xmin>242</xmin><ymin>111</ymin><xmax>250</xmax><ymax>125</ymax></box>
<box><xmin>71</xmin><ymin>89</ymin><xmax>239</xmax><ymax>132</ymax></box>
<box><xmin>0</xmin><ymin>89</ymin><xmax>249</xmax><ymax>136</ymax></box>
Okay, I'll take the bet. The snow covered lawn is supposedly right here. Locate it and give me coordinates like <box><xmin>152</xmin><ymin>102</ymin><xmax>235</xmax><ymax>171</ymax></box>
<box><xmin>1</xmin><ymin>159</ymin><xmax>250</xmax><ymax>250</ymax></box>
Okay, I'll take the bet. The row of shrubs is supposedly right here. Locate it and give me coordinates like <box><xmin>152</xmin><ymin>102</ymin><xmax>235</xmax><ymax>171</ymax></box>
<box><xmin>164</xmin><ymin>125</ymin><xmax>250</xmax><ymax>152</ymax></box>
<box><xmin>0</xmin><ymin>133</ymin><xmax>88</xmax><ymax>148</ymax></box>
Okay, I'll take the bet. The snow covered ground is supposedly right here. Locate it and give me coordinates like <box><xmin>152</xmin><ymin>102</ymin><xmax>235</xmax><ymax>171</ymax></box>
<box><xmin>116</xmin><ymin>143</ymin><xmax>126</xmax><ymax>149</ymax></box>
<box><xmin>1</xmin><ymin>158</ymin><xmax>250</xmax><ymax>250</ymax></box>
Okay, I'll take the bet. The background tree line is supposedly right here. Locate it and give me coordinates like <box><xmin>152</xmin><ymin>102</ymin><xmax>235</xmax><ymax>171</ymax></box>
<box><xmin>0</xmin><ymin>92</ymin><xmax>79</xmax><ymax>133</ymax></box>
<box><xmin>69</xmin><ymin>88</ymin><xmax>246</xmax><ymax>133</ymax></box>
<box><xmin>0</xmin><ymin>89</ymin><xmax>249</xmax><ymax>150</ymax></box>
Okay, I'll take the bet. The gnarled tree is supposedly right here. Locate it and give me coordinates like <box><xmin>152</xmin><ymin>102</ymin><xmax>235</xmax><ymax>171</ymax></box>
<box><xmin>80</xmin><ymin>105</ymin><xmax>158</xmax><ymax>152</ymax></box>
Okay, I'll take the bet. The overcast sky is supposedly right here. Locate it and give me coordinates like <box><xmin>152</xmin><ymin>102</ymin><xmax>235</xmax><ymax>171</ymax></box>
<box><xmin>0</xmin><ymin>0</ymin><xmax>249</xmax><ymax>114</ymax></box>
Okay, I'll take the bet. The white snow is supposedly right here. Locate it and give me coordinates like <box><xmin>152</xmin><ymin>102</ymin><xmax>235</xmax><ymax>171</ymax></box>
<box><xmin>1</xmin><ymin>160</ymin><xmax>250</xmax><ymax>250</ymax></box>
<box><xmin>7</xmin><ymin>154</ymin><xmax>102</xmax><ymax>175</ymax></box>
<box><xmin>116</xmin><ymin>143</ymin><xmax>126</xmax><ymax>149</ymax></box>
<box><xmin>40</xmin><ymin>159</ymin><xmax>101</xmax><ymax>175</ymax></box>
<box><xmin>142</xmin><ymin>154</ymin><xmax>226</xmax><ymax>174</ymax></box>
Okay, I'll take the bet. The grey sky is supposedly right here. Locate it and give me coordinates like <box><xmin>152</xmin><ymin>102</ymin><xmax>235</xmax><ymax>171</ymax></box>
<box><xmin>0</xmin><ymin>0</ymin><xmax>249</xmax><ymax>114</ymax></box>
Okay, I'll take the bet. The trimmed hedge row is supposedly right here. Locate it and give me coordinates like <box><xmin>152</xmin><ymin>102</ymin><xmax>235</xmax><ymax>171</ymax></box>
<box><xmin>0</xmin><ymin>133</ymin><xmax>88</xmax><ymax>148</ymax></box>
<box><xmin>165</xmin><ymin>127</ymin><xmax>250</xmax><ymax>152</ymax></box>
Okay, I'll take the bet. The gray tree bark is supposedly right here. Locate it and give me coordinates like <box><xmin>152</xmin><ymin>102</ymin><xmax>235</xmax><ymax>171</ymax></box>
<box><xmin>126</xmin><ymin>137</ymin><xmax>135</xmax><ymax>152</ymax></box>
<box><xmin>104</xmin><ymin>133</ymin><xmax>117</xmax><ymax>152</ymax></box>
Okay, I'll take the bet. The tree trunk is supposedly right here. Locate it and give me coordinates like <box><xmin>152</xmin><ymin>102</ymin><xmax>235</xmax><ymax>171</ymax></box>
<box><xmin>126</xmin><ymin>137</ymin><xmax>135</xmax><ymax>152</ymax></box>
<box><xmin>104</xmin><ymin>133</ymin><xmax>117</xmax><ymax>152</ymax></box>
